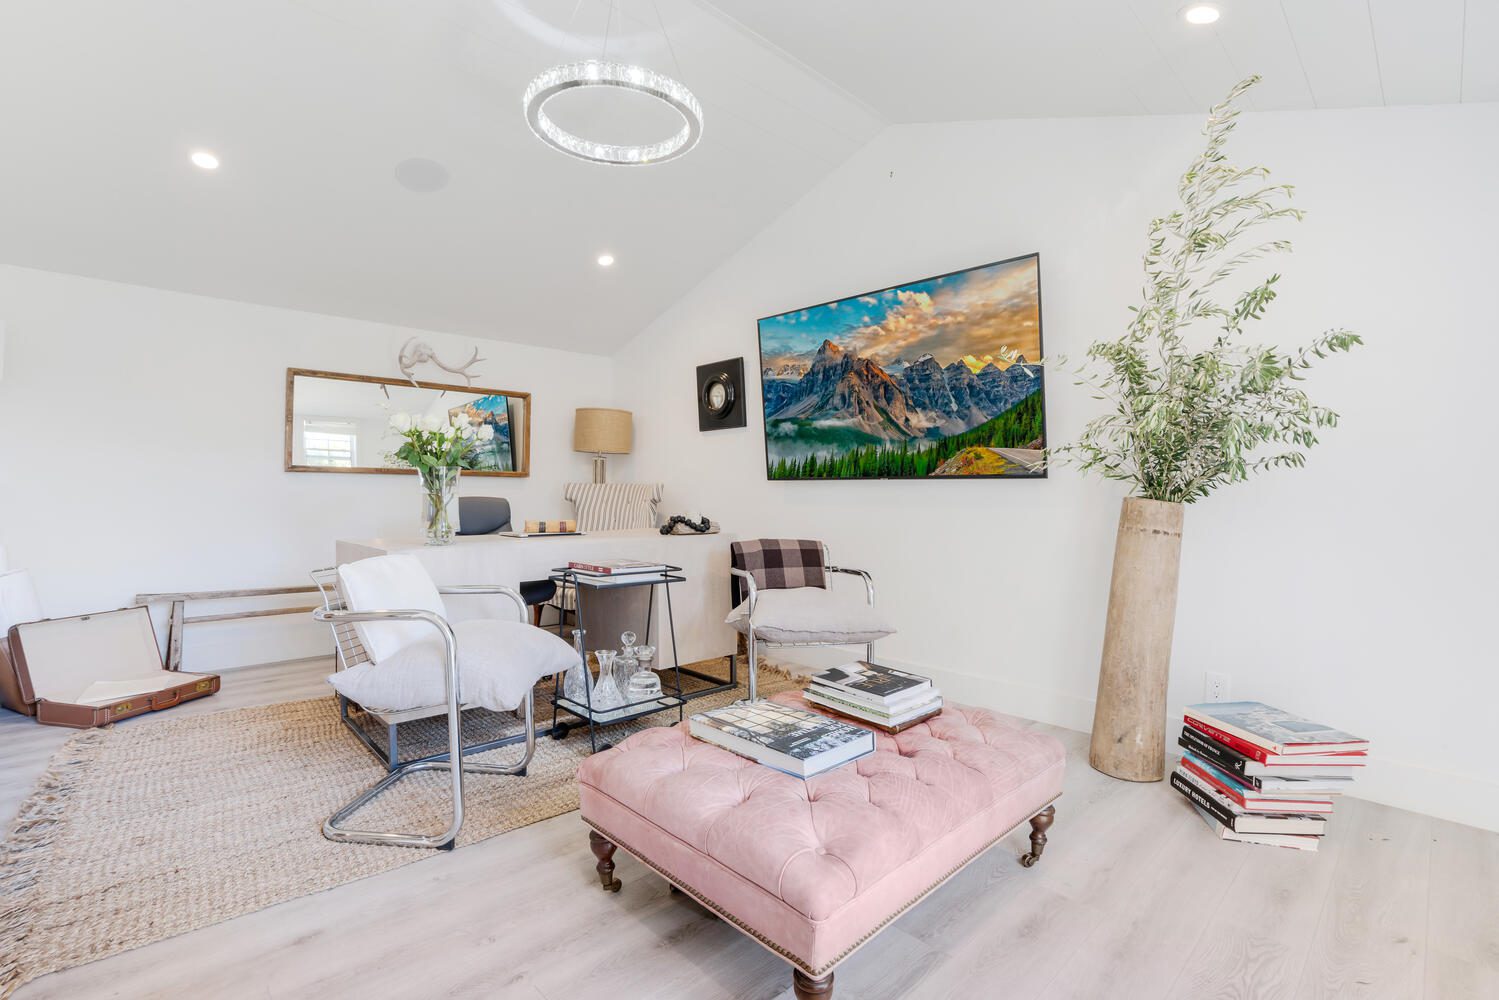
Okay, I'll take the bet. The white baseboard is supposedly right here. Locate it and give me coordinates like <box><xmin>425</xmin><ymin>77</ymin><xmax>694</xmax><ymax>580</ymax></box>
<box><xmin>767</xmin><ymin>646</ymin><xmax>1499</xmax><ymax>834</ymax></box>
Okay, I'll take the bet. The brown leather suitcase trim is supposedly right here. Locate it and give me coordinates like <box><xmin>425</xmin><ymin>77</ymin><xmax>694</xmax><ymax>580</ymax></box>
<box><xmin>0</xmin><ymin>635</ymin><xmax>35</xmax><ymax>717</ymax></box>
<box><xmin>3</xmin><ymin>608</ymin><xmax>220</xmax><ymax>729</ymax></box>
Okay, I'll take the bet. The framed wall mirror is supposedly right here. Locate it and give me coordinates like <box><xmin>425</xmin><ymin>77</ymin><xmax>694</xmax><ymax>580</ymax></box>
<box><xmin>285</xmin><ymin>368</ymin><xmax>530</xmax><ymax>477</ymax></box>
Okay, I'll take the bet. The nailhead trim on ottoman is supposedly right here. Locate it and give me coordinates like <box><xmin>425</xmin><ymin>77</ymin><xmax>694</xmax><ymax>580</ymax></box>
<box><xmin>576</xmin><ymin>690</ymin><xmax>1066</xmax><ymax>989</ymax></box>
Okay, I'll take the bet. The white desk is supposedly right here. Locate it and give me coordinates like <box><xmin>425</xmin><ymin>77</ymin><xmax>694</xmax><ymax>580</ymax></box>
<box><xmin>334</xmin><ymin>529</ymin><xmax>739</xmax><ymax>669</ymax></box>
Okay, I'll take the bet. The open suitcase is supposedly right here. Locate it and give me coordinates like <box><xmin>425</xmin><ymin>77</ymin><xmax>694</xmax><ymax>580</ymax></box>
<box><xmin>1</xmin><ymin>606</ymin><xmax>219</xmax><ymax>728</ymax></box>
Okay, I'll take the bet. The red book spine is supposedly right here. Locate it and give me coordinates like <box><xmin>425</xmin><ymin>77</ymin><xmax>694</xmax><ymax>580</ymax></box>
<box><xmin>1181</xmin><ymin>757</ymin><xmax>1333</xmax><ymax>812</ymax></box>
<box><xmin>567</xmin><ymin>562</ymin><xmax>616</xmax><ymax>575</ymax></box>
<box><xmin>1180</xmin><ymin>757</ymin><xmax>1251</xmax><ymax>807</ymax></box>
<box><xmin>1184</xmin><ymin>717</ymin><xmax>1273</xmax><ymax>762</ymax></box>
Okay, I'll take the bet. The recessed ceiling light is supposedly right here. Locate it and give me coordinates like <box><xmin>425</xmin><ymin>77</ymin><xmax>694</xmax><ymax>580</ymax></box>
<box><xmin>1182</xmin><ymin>4</ymin><xmax>1221</xmax><ymax>25</ymax></box>
<box><xmin>597</xmin><ymin>253</ymin><xmax>615</xmax><ymax>267</ymax></box>
<box><xmin>190</xmin><ymin>150</ymin><xmax>220</xmax><ymax>170</ymax></box>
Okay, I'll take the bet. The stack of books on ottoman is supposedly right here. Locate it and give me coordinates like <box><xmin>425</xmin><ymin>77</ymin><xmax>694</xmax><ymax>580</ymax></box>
<box><xmin>803</xmin><ymin>662</ymin><xmax>943</xmax><ymax>733</ymax></box>
<box><xmin>1171</xmin><ymin>701</ymin><xmax>1369</xmax><ymax>852</ymax></box>
<box><xmin>689</xmin><ymin>701</ymin><xmax>875</xmax><ymax>779</ymax></box>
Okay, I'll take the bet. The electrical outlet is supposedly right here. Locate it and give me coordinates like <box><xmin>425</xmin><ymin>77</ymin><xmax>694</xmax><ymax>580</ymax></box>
<box><xmin>1204</xmin><ymin>671</ymin><xmax>1230</xmax><ymax>703</ymax></box>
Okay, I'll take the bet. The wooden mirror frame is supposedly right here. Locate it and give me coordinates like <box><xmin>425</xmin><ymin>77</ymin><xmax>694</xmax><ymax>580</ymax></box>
<box><xmin>284</xmin><ymin>368</ymin><xmax>532</xmax><ymax>477</ymax></box>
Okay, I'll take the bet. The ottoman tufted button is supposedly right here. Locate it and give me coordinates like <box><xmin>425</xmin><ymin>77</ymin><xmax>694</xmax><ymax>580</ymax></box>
<box><xmin>815</xmin><ymin>847</ymin><xmax>828</xmax><ymax>856</ymax></box>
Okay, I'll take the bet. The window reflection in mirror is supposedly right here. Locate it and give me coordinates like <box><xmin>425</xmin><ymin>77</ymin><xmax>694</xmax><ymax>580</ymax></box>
<box><xmin>285</xmin><ymin>369</ymin><xmax>530</xmax><ymax>477</ymax></box>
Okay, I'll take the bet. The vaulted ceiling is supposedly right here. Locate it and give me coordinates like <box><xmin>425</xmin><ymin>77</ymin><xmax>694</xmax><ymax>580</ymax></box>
<box><xmin>0</xmin><ymin>1</ymin><xmax>1492</xmax><ymax>354</ymax></box>
<box><xmin>705</xmin><ymin>0</ymin><xmax>1499</xmax><ymax>121</ymax></box>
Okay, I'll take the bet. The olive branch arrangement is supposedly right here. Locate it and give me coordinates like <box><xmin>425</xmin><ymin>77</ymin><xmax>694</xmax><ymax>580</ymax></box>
<box><xmin>1054</xmin><ymin>76</ymin><xmax>1362</xmax><ymax>504</ymax></box>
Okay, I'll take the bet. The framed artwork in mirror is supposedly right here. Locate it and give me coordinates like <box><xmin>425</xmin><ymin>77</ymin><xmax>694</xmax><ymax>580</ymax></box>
<box><xmin>284</xmin><ymin>368</ymin><xmax>531</xmax><ymax>476</ymax></box>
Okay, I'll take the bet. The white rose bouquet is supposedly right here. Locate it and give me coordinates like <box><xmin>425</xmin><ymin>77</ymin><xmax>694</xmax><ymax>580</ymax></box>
<box><xmin>388</xmin><ymin>412</ymin><xmax>495</xmax><ymax>472</ymax></box>
<box><xmin>388</xmin><ymin>412</ymin><xmax>496</xmax><ymax>543</ymax></box>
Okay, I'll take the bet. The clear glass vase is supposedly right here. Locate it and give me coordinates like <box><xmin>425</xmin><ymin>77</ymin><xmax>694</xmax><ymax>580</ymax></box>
<box><xmin>625</xmin><ymin>643</ymin><xmax>662</xmax><ymax>702</ymax></box>
<box><xmin>420</xmin><ymin>466</ymin><xmax>460</xmax><ymax>545</ymax></box>
<box><xmin>565</xmin><ymin>629</ymin><xmax>592</xmax><ymax>706</ymax></box>
<box><xmin>591</xmin><ymin>649</ymin><xmax>624</xmax><ymax>715</ymax></box>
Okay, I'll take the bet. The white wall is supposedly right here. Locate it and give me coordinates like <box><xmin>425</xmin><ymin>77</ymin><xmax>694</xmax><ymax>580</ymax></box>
<box><xmin>0</xmin><ymin>265</ymin><xmax>615</xmax><ymax>668</ymax></box>
<box><xmin>613</xmin><ymin>103</ymin><xmax>1499</xmax><ymax>831</ymax></box>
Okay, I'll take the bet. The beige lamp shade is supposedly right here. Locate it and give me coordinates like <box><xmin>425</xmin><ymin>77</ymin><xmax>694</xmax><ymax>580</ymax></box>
<box><xmin>573</xmin><ymin>408</ymin><xmax>633</xmax><ymax>455</ymax></box>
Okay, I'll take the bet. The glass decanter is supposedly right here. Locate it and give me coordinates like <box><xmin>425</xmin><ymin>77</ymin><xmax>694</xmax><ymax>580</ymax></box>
<box><xmin>564</xmin><ymin>629</ymin><xmax>592</xmax><ymax>706</ymax></box>
<box><xmin>625</xmin><ymin>643</ymin><xmax>662</xmax><ymax>702</ymax></box>
<box><xmin>616</xmin><ymin>632</ymin><xmax>639</xmax><ymax>693</ymax></box>
<box><xmin>591</xmin><ymin>649</ymin><xmax>624</xmax><ymax>715</ymax></box>
<box><xmin>615</xmin><ymin>649</ymin><xmax>639</xmax><ymax>702</ymax></box>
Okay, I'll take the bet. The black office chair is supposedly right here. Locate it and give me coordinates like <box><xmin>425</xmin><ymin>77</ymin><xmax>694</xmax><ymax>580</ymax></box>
<box><xmin>456</xmin><ymin>497</ymin><xmax>557</xmax><ymax>625</ymax></box>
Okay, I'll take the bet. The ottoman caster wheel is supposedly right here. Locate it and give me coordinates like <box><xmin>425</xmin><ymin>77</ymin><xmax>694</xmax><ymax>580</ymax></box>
<box><xmin>551</xmin><ymin>722</ymin><xmax>570</xmax><ymax>741</ymax></box>
<box><xmin>1020</xmin><ymin>805</ymin><xmax>1054</xmax><ymax>868</ymax></box>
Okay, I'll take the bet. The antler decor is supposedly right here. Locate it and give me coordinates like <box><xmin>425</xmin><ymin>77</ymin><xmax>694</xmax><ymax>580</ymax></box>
<box><xmin>397</xmin><ymin>338</ymin><xmax>485</xmax><ymax>387</ymax></box>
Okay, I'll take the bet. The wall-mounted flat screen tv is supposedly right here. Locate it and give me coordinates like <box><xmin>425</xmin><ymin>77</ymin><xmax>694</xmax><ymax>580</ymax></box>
<box><xmin>758</xmin><ymin>252</ymin><xmax>1046</xmax><ymax>480</ymax></box>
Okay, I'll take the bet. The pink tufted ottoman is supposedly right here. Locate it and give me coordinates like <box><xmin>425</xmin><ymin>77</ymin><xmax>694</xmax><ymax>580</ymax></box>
<box><xmin>575</xmin><ymin>691</ymin><xmax>1065</xmax><ymax>999</ymax></box>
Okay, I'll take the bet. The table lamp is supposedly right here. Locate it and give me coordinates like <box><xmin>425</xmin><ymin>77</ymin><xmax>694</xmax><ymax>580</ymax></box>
<box><xmin>573</xmin><ymin>408</ymin><xmax>632</xmax><ymax>483</ymax></box>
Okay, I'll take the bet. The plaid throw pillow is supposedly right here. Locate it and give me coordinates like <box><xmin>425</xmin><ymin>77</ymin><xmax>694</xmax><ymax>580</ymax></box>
<box><xmin>731</xmin><ymin>539</ymin><xmax>827</xmax><ymax>600</ymax></box>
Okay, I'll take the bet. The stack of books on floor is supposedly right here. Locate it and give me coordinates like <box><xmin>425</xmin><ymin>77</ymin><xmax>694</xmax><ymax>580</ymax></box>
<box><xmin>1171</xmin><ymin>701</ymin><xmax>1369</xmax><ymax>852</ymax></box>
<box><xmin>804</xmin><ymin>661</ymin><xmax>943</xmax><ymax>733</ymax></box>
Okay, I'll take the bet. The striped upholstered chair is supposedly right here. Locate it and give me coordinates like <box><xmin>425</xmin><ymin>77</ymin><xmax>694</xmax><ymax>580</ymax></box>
<box><xmin>562</xmin><ymin>482</ymin><xmax>664</xmax><ymax>531</ymax></box>
<box><xmin>545</xmin><ymin>483</ymin><xmax>666</xmax><ymax>623</ymax></box>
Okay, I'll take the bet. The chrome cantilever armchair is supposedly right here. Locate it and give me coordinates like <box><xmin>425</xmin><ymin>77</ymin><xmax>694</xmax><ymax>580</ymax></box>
<box><xmin>728</xmin><ymin>544</ymin><xmax>877</xmax><ymax>703</ymax></box>
<box><xmin>311</xmin><ymin>575</ymin><xmax>538</xmax><ymax>850</ymax></box>
<box><xmin>313</xmin><ymin>569</ymin><xmax>539</xmax><ymax>771</ymax></box>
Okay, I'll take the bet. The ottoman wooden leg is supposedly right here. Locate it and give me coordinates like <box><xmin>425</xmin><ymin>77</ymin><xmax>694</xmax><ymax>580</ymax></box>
<box><xmin>589</xmin><ymin>830</ymin><xmax>622</xmax><ymax>892</ymax></box>
<box><xmin>1020</xmin><ymin>805</ymin><xmax>1055</xmax><ymax>868</ymax></box>
<box><xmin>793</xmin><ymin>968</ymin><xmax>834</xmax><ymax>999</ymax></box>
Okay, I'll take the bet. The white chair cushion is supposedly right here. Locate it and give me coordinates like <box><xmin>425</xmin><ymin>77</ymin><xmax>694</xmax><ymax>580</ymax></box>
<box><xmin>337</xmin><ymin>555</ymin><xmax>447</xmax><ymax>665</ymax></box>
<box><xmin>326</xmin><ymin>619</ymin><xmax>577</xmax><ymax>713</ymax></box>
<box><xmin>724</xmin><ymin>586</ymin><xmax>896</xmax><ymax>644</ymax></box>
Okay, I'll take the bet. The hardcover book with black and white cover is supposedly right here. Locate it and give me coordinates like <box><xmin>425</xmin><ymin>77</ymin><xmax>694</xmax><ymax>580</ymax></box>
<box><xmin>689</xmin><ymin>701</ymin><xmax>875</xmax><ymax>778</ymax></box>
<box><xmin>804</xmin><ymin>688</ymin><xmax>942</xmax><ymax>733</ymax></box>
<box><xmin>1191</xmin><ymin>804</ymin><xmax>1320</xmax><ymax>852</ymax></box>
<box><xmin>1170</xmin><ymin>769</ymin><xmax>1328</xmax><ymax>836</ymax></box>
<box><xmin>808</xmin><ymin>662</ymin><xmax>933</xmax><ymax>704</ymax></box>
<box><xmin>1178</xmin><ymin>726</ymin><xmax>1365</xmax><ymax>780</ymax></box>
<box><xmin>1184</xmin><ymin>701</ymin><xmax>1368</xmax><ymax>756</ymax></box>
<box><xmin>1180</xmin><ymin>754</ymin><xmax>1335</xmax><ymax>813</ymax></box>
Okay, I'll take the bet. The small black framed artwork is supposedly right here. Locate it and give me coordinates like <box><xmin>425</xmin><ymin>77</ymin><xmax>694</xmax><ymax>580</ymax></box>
<box><xmin>697</xmin><ymin>357</ymin><xmax>747</xmax><ymax>431</ymax></box>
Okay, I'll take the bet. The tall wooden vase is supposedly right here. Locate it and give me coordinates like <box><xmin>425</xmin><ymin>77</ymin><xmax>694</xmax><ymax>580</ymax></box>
<box><xmin>1088</xmin><ymin>497</ymin><xmax>1185</xmax><ymax>782</ymax></box>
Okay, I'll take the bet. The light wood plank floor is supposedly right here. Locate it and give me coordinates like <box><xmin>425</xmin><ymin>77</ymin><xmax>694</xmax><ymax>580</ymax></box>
<box><xmin>4</xmin><ymin>660</ymin><xmax>1494</xmax><ymax>1000</ymax></box>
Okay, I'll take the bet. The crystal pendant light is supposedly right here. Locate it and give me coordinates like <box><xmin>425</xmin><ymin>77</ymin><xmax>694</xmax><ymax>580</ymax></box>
<box><xmin>522</xmin><ymin>1</ymin><xmax>702</xmax><ymax>166</ymax></box>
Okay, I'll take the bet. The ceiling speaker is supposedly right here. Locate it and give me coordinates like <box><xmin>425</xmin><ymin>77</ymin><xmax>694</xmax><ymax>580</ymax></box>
<box><xmin>696</xmin><ymin>357</ymin><xmax>746</xmax><ymax>432</ymax></box>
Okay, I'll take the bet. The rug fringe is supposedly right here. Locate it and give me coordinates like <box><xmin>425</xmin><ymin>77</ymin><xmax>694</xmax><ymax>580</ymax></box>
<box><xmin>0</xmin><ymin>728</ymin><xmax>111</xmax><ymax>999</ymax></box>
<box><xmin>746</xmin><ymin>654</ymin><xmax>812</xmax><ymax>684</ymax></box>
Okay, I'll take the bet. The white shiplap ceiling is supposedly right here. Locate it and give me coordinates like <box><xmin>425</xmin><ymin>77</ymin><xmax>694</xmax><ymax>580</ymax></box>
<box><xmin>0</xmin><ymin>1</ymin><xmax>1492</xmax><ymax>354</ymax></box>
<box><xmin>703</xmin><ymin>0</ymin><xmax>1499</xmax><ymax>122</ymax></box>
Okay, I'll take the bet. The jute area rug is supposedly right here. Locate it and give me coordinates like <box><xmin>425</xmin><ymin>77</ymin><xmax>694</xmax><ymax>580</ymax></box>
<box><xmin>0</xmin><ymin>664</ymin><xmax>798</xmax><ymax>998</ymax></box>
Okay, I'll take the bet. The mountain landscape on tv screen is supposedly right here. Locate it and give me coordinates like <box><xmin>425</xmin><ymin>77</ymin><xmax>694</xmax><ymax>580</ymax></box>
<box><xmin>759</xmin><ymin>255</ymin><xmax>1045</xmax><ymax>479</ymax></box>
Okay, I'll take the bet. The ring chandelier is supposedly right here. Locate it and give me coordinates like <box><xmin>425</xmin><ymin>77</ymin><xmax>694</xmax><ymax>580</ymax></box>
<box><xmin>522</xmin><ymin>60</ymin><xmax>704</xmax><ymax>166</ymax></box>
